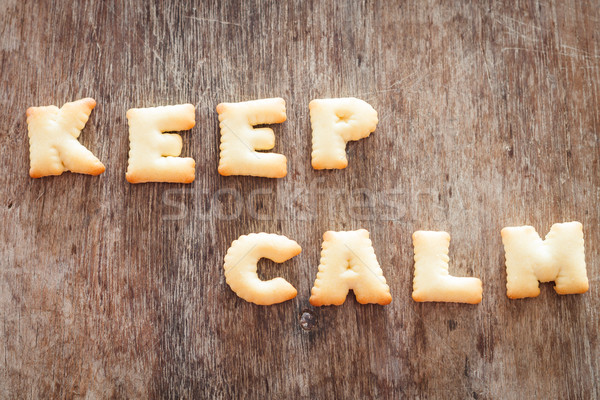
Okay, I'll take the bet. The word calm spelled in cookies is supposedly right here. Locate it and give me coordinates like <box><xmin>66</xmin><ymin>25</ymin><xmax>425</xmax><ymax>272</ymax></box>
<box><xmin>224</xmin><ymin>223</ymin><xmax>588</xmax><ymax>306</ymax></box>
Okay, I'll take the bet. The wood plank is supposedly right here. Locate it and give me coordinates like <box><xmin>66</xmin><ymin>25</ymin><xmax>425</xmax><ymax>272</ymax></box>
<box><xmin>0</xmin><ymin>0</ymin><xmax>598</xmax><ymax>398</ymax></box>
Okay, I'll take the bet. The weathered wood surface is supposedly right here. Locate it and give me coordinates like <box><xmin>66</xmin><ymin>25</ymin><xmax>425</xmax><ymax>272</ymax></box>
<box><xmin>1</xmin><ymin>0</ymin><xmax>599</xmax><ymax>398</ymax></box>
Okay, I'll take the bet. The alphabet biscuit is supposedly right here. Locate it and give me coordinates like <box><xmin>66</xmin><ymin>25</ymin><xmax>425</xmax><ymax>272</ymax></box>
<box><xmin>412</xmin><ymin>231</ymin><xmax>483</xmax><ymax>304</ymax></box>
<box><xmin>224</xmin><ymin>233</ymin><xmax>300</xmax><ymax>305</ymax></box>
<box><xmin>217</xmin><ymin>98</ymin><xmax>287</xmax><ymax>178</ymax></box>
<box><xmin>309</xmin><ymin>229</ymin><xmax>392</xmax><ymax>306</ymax></box>
<box><xmin>126</xmin><ymin>104</ymin><xmax>196</xmax><ymax>183</ymax></box>
<box><xmin>501</xmin><ymin>221</ymin><xmax>588</xmax><ymax>299</ymax></box>
<box><xmin>310</xmin><ymin>97</ymin><xmax>378</xmax><ymax>170</ymax></box>
<box><xmin>26</xmin><ymin>98</ymin><xmax>105</xmax><ymax>178</ymax></box>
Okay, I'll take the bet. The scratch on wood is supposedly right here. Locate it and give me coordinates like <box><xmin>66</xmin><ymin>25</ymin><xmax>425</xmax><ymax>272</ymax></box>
<box><xmin>186</xmin><ymin>16</ymin><xmax>242</xmax><ymax>28</ymax></box>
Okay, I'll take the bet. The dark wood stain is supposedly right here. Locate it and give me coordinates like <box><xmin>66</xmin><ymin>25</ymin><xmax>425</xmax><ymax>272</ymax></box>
<box><xmin>0</xmin><ymin>0</ymin><xmax>599</xmax><ymax>398</ymax></box>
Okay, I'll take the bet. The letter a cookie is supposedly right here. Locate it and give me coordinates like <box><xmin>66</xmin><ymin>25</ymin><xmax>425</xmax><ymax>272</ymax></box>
<box><xmin>309</xmin><ymin>229</ymin><xmax>392</xmax><ymax>306</ymax></box>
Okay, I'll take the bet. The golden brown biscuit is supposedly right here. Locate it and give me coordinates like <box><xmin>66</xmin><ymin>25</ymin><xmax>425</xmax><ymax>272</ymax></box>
<box><xmin>126</xmin><ymin>104</ymin><xmax>196</xmax><ymax>183</ymax></box>
<box><xmin>310</xmin><ymin>98</ymin><xmax>378</xmax><ymax>170</ymax></box>
<box><xmin>217</xmin><ymin>98</ymin><xmax>287</xmax><ymax>178</ymax></box>
<box><xmin>224</xmin><ymin>233</ymin><xmax>300</xmax><ymax>305</ymax></box>
<box><xmin>412</xmin><ymin>231</ymin><xmax>482</xmax><ymax>304</ymax></box>
<box><xmin>501</xmin><ymin>221</ymin><xmax>588</xmax><ymax>299</ymax></box>
<box><xmin>26</xmin><ymin>98</ymin><xmax>105</xmax><ymax>178</ymax></box>
<box><xmin>309</xmin><ymin>229</ymin><xmax>392</xmax><ymax>306</ymax></box>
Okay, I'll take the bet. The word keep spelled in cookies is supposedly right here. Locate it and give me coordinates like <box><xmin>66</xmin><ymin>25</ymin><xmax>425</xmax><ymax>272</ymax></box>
<box><xmin>26</xmin><ymin>97</ymin><xmax>377</xmax><ymax>180</ymax></box>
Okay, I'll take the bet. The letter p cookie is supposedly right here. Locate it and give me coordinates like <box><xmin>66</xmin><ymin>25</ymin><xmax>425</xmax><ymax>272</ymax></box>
<box><xmin>310</xmin><ymin>97</ymin><xmax>378</xmax><ymax>170</ymax></box>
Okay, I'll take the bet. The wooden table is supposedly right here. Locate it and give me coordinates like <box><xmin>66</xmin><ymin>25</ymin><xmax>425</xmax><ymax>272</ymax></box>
<box><xmin>1</xmin><ymin>1</ymin><xmax>598</xmax><ymax>398</ymax></box>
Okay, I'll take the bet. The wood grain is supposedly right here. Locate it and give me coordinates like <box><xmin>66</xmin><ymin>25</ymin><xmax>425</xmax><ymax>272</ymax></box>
<box><xmin>1</xmin><ymin>0</ymin><xmax>599</xmax><ymax>398</ymax></box>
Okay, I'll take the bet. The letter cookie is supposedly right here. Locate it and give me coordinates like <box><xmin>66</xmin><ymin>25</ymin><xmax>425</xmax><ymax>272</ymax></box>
<box><xmin>224</xmin><ymin>233</ymin><xmax>300</xmax><ymax>305</ymax></box>
<box><xmin>412</xmin><ymin>231</ymin><xmax>483</xmax><ymax>304</ymax></box>
<box><xmin>310</xmin><ymin>97</ymin><xmax>378</xmax><ymax>169</ymax></box>
<box><xmin>217</xmin><ymin>98</ymin><xmax>287</xmax><ymax>178</ymax></box>
<box><xmin>501</xmin><ymin>221</ymin><xmax>588</xmax><ymax>299</ymax></box>
<box><xmin>26</xmin><ymin>98</ymin><xmax>105</xmax><ymax>178</ymax></box>
<box><xmin>126</xmin><ymin>104</ymin><xmax>196</xmax><ymax>183</ymax></box>
<box><xmin>309</xmin><ymin>229</ymin><xmax>392</xmax><ymax>306</ymax></box>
